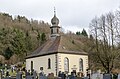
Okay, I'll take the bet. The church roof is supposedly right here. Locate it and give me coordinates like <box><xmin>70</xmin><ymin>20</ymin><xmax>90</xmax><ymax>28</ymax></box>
<box><xmin>26</xmin><ymin>35</ymin><xmax>88</xmax><ymax>59</ymax></box>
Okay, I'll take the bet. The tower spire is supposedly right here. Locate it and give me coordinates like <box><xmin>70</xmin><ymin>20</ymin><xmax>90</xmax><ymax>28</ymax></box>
<box><xmin>51</xmin><ymin>7</ymin><xmax>60</xmax><ymax>37</ymax></box>
<box><xmin>51</xmin><ymin>7</ymin><xmax>59</xmax><ymax>26</ymax></box>
<box><xmin>54</xmin><ymin>7</ymin><xmax>56</xmax><ymax>16</ymax></box>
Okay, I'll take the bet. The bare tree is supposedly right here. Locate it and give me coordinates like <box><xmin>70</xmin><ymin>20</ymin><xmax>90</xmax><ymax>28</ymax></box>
<box><xmin>89</xmin><ymin>12</ymin><xmax>120</xmax><ymax>73</ymax></box>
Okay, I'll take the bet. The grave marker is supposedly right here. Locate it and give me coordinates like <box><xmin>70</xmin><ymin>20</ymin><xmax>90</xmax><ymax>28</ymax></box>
<box><xmin>103</xmin><ymin>74</ymin><xmax>111</xmax><ymax>79</ymax></box>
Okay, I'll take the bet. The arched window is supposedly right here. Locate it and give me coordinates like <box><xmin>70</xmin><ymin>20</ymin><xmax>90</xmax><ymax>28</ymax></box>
<box><xmin>57</xmin><ymin>28</ymin><xmax>59</xmax><ymax>33</ymax></box>
<box><xmin>64</xmin><ymin>57</ymin><xmax>69</xmax><ymax>72</ymax></box>
<box><xmin>31</xmin><ymin>61</ymin><xmax>33</xmax><ymax>71</ymax></box>
<box><xmin>51</xmin><ymin>29</ymin><xmax>53</xmax><ymax>34</ymax></box>
<box><xmin>79</xmin><ymin>58</ymin><xmax>83</xmax><ymax>71</ymax></box>
<box><xmin>48</xmin><ymin>58</ymin><xmax>51</xmax><ymax>69</ymax></box>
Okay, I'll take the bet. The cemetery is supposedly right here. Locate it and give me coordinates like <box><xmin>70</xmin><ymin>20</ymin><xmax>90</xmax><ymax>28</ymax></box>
<box><xmin>0</xmin><ymin>63</ymin><xmax>120</xmax><ymax>79</ymax></box>
<box><xmin>0</xmin><ymin>1</ymin><xmax>120</xmax><ymax>79</ymax></box>
<box><xmin>0</xmin><ymin>7</ymin><xmax>120</xmax><ymax>79</ymax></box>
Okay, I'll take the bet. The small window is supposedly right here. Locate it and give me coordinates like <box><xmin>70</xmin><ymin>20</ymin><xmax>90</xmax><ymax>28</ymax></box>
<box><xmin>48</xmin><ymin>58</ymin><xmax>51</xmax><ymax>69</ymax></box>
<box><xmin>79</xmin><ymin>58</ymin><xmax>83</xmax><ymax>71</ymax></box>
<box><xmin>57</xmin><ymin>28</ymin><xmax>59</xmax><ymax>33</ymax></box>
<box><xmin>64</xmin><ymin>57</ymin><xmax>69</xmax><ymax>72</ymax></box>
<box><xmin>40</xmin><ymin>67</ymin><xmax>43</xmax><ymax>71</ymax></box>
<box><xmin>51</xmin><ymin>29</ymin><xmax>53</xmax><ymax>34</ymax></box>
<box><xmin>31</xmin><ymin>61</ymin><xmax>33</xmax><ymax>71</ymax></box>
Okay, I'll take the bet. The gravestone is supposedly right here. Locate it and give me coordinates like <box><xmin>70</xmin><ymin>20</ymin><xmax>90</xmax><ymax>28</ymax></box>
<box><xmin>4</xmin><ymin>77</ymin><xmax>11</xmax><ymax>79</ymax></box>
<box><xmin>103</xmin><ymin>74</ymin><xmax>111</xmax><ymax>79</ymax></box>
<box><xmin>118</xmin><ymin>74</ymin><xmax>120</xmax><ymax>79</ymax></box>
<box><xmin>16</xmin><ymin>72</ymin><xmax>22</xmax><ymax>79</ymax></box>
<box><xmin>91</xmin><ymin>73</ymin><xmax>98</xmax><ymax>79</ymax></box>
<box><xmin>57</xmin><ymin>77</ymin><xmax>62</xmax><ymax>79</ymax></box>
<box><xmin>33</xmin><ymin>71</ymin><xmax>37</xmax><ymax>79</ymax></box>
<box><xmin>91</xmin><ymin>73</ymin><xmax>103</xmax><ymax>79</ymax></box>
<box><xmin>68</xmin><ymin>75</ymin><xmax>76</xmax><ymax>79</ymax></box>
<box><xmin>39</xmin><ymin>76</ymin><xmax>47</xmax><ymax>79</ymax></box>
<box><xmin>58</xmin><ymin>72</ymin><xmax>66</xmax><ymax>79</ymax></box>
<box><xmin>84</xmin><ymin>77</ymin><xmax>88</xmax><ymax>79</ymax></box>
<box><xmin>39</xmin><ymin>72</ymin><xmax>44</xmax><ymax>76</ymax></box>
<box><xmin>26</xmin><ymin>75</ymin><xmax>33</xmax><ymax>79</ymax></box>
<box><xmin>39</xmin><ymin>72</ymin><xmax>47</xmax><ymax>79</ymax></box>
<box><xmin>60</xmin><ymin>72</ymin><xmax>66</xmax><ymax>79</ymax></box>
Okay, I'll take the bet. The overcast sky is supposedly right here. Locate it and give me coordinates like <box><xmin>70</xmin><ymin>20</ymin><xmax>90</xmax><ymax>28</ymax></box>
<box><xmin>0</xmin><ymin>0</ymin><xmax>120</xmax><ymax>33</ymax></box>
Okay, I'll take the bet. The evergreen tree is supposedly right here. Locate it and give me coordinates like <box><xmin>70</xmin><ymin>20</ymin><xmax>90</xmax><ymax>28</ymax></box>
<box><xmin>0</xmin><ymin>12</ymin><xmax>51</xmax><ymax>63</ymax></box>
<box><xmin>0</xmin><ymin>28</ymin><xmax>13</xmax><ymax>56</ymax></box>
<box><xmin>25</xmin><ymin>31</ymin><xmax>32</xmax><ymax>56</ymax></box>
<box><xmin>41</xmin><ymin>33</ymin><xmax>46</xmax><ymax>43</ymax></box>
<box><xmin>3</xmin><ymin>47</ymin><xmax>13</xmax><ymax>60</ymax></box>
<box><xmin>11</xmin><ymin>29</ymin><xmax>26</xmax><ymax>55</ymax></box>
<box><xmin>37</xmin><ymin>30</ymin><xmax>41</xmax><ymax>46</ymax></box>
<box><xmin>76</xmin><ymin>31</ymin><xmax>81</xmax><ymax>35</ymax></box>
<box><xmin>81</xmin><ymin>29</ymin><xmax>88</xmax><ymax>37</ymax></box>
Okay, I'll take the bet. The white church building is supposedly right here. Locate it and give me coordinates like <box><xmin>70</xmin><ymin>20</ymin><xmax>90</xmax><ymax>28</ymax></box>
<box><xmin>26</xmin><ymin>9</ymin><xmax>88</xmax><ymax>77</ymax></box>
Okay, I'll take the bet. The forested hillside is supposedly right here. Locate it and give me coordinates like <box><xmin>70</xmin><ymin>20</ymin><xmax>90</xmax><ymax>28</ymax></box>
<box><xmin>1</xmin><ymin>10</ymin><xmax>120</xmax><ymax>73</ymax></box>
<box><xmin>0</xmin><ymin>12</ymin><xmax>90</xmax><ymax>65</ymax></box>
<box><xmin>0</xmin><ymin>13</ymin><xmax>51</xmax><ymax>64</ymax></box>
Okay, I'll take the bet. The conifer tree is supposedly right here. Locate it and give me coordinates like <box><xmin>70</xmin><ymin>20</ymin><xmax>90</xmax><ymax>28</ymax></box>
<box><xmin>41</xmin><ymin>33</ymin><xmax>46</xmax><ymax>43</ymax></box>
<box><xmin>81</xmin><ymin>29</ymin><xmax>88</xmax><ymax>37</ymax></box>
<box><xmin>3</xmin><ymin>47</ymin><xmax>13</xmax><ymax>60</ymax></box>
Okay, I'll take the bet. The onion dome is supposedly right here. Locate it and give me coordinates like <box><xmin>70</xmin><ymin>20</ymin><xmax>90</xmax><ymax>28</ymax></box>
<box><xmin>51</xmin><ymin>8</ymin><xmax>59</xmax><ymax>26</ymax></box>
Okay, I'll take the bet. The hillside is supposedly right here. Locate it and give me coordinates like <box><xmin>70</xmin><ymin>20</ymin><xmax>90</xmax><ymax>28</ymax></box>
<box><xmin>0</xmin><ymin>12</ymin><xmax>91</xmax><ymax>65</ymax></box>
<box><xmin>0</xmin><ymin>12</ymin><xmax>51</xmax><ymax>64</ymax></box>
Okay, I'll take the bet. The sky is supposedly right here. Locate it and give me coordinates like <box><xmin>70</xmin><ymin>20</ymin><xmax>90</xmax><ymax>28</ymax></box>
<box><xmin>0</xmin><ymin>0</ymin><xmax>120</xmax><ymax>33</ymax></box>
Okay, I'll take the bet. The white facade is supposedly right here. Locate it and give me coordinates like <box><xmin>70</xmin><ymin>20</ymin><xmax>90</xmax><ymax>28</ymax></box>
<box><xmin>26</xmin><ymin>54</ymin><xmax>56</xmax><ymax>75</ymax></box>
<box><xmin>57</xmin><ymin>53</ymin><xmax>88</xmax><ymax>76</ymax></box>
<box><xmin>26</xmin><ymin>53</ymin><xmax>88</xmax><ymax>76</ymax></box>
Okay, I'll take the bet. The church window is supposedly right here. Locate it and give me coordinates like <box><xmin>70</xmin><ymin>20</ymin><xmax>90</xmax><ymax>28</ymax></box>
<box><xmin>48</xmin><ymin>58</ymin><xmax>51</xmax><ymax>69</ymax></box>
<box><xmin>79</xmin><ymin>58</ymin><xmax>83</xmax><ymax>71</ymax></box>
<box><xmin>31</xmin><ymin>61</ymin><xmax>33</xmax><ymax>71</ymax></box>
<box><xmin>57</xmin><ymin>28</ymin><xmax>59</xmax><ymax>33</ymax></box>
<box><xmin>51</xmin><ymin>29</ymin><xmax>53</xmax><ymax>34</ymax></box>
<box><xmin>64</xmin><ymin>57</ymin><xmax>69</xmax><ymax>72</ymax></box>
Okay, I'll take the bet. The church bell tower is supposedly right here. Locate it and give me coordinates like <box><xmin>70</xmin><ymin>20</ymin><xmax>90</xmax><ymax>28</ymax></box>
<box><xmin>50</xmin><ymin>7</ymin><xmax>60</xmax><ymax>37</ymax></box>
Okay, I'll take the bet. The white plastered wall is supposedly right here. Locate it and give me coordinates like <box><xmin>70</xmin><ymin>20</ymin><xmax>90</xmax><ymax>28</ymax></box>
<box><xmin>26</xmin><ymin>53</ymin><xmax>88</xmax><ymax>76</ymax></box>
<box><xmin>57</xmin><ymin>53</ymin><xmax>88</xmax><ymax>76</ymax></box>
<box><xmin>26</xmin><ymin>54</ymin><xmax>56</xmax><ymax>76</ymax></box>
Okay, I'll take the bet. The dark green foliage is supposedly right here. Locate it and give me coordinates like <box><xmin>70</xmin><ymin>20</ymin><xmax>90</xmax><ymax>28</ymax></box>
<box><xmin>3</xmin><ymin>47</ymin><xmax>13</xmax><ymax>60</ymax></box>
<box><xmin>36</xmin><ymin>30</ymin><xmax>41</xmax><ymax>46</ymax></box>
<box><xmin>0</xmin><ymin>12</ymin><xmax>50</xmax><ymax>63</ymax></box>
<box><xmin>41</xmin><ymin>33</ymin><xmax>46</xmax><ymax>43</ymax></box>
<box><xmin>16</xmin><ymin>15</ymin><xmax>29</xmax><ymax>23</ymax></box>
<box><xmin>11</xmin><ymin>29</ymin><xmax>26</xmax><ymax>55</ymax></box>
<box><xmin>81</xmin><ymin>29</ymin><xmax>88</xmax><ymax>37</ymax></box>
<box><xmin>24</xmin><ymin>31</ymin><xmax>33</xmax><ymax>56</ymax></box>
<box><xmin>76</xmin><ymin>31</ymin><xmax>81</xmax><ymax>35</ymax></box>
<box><xmin>25</xmin><ymin>31</ymin><xmax>32</xmax><ymax>50</ymax></box>
<box><xmin>37</xmin><ymin>30</ymin><xmax>41</xmax><ymax>41</ymax></box>
<box><xmin>0</xmin><ymin>28</ymin><xmax>13</xmax><ymax>54</ymax></box>
<box><xmin>76</xmin><ymin>29</ymin><xmax>88</xmax><ymax>37</ymax></box>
